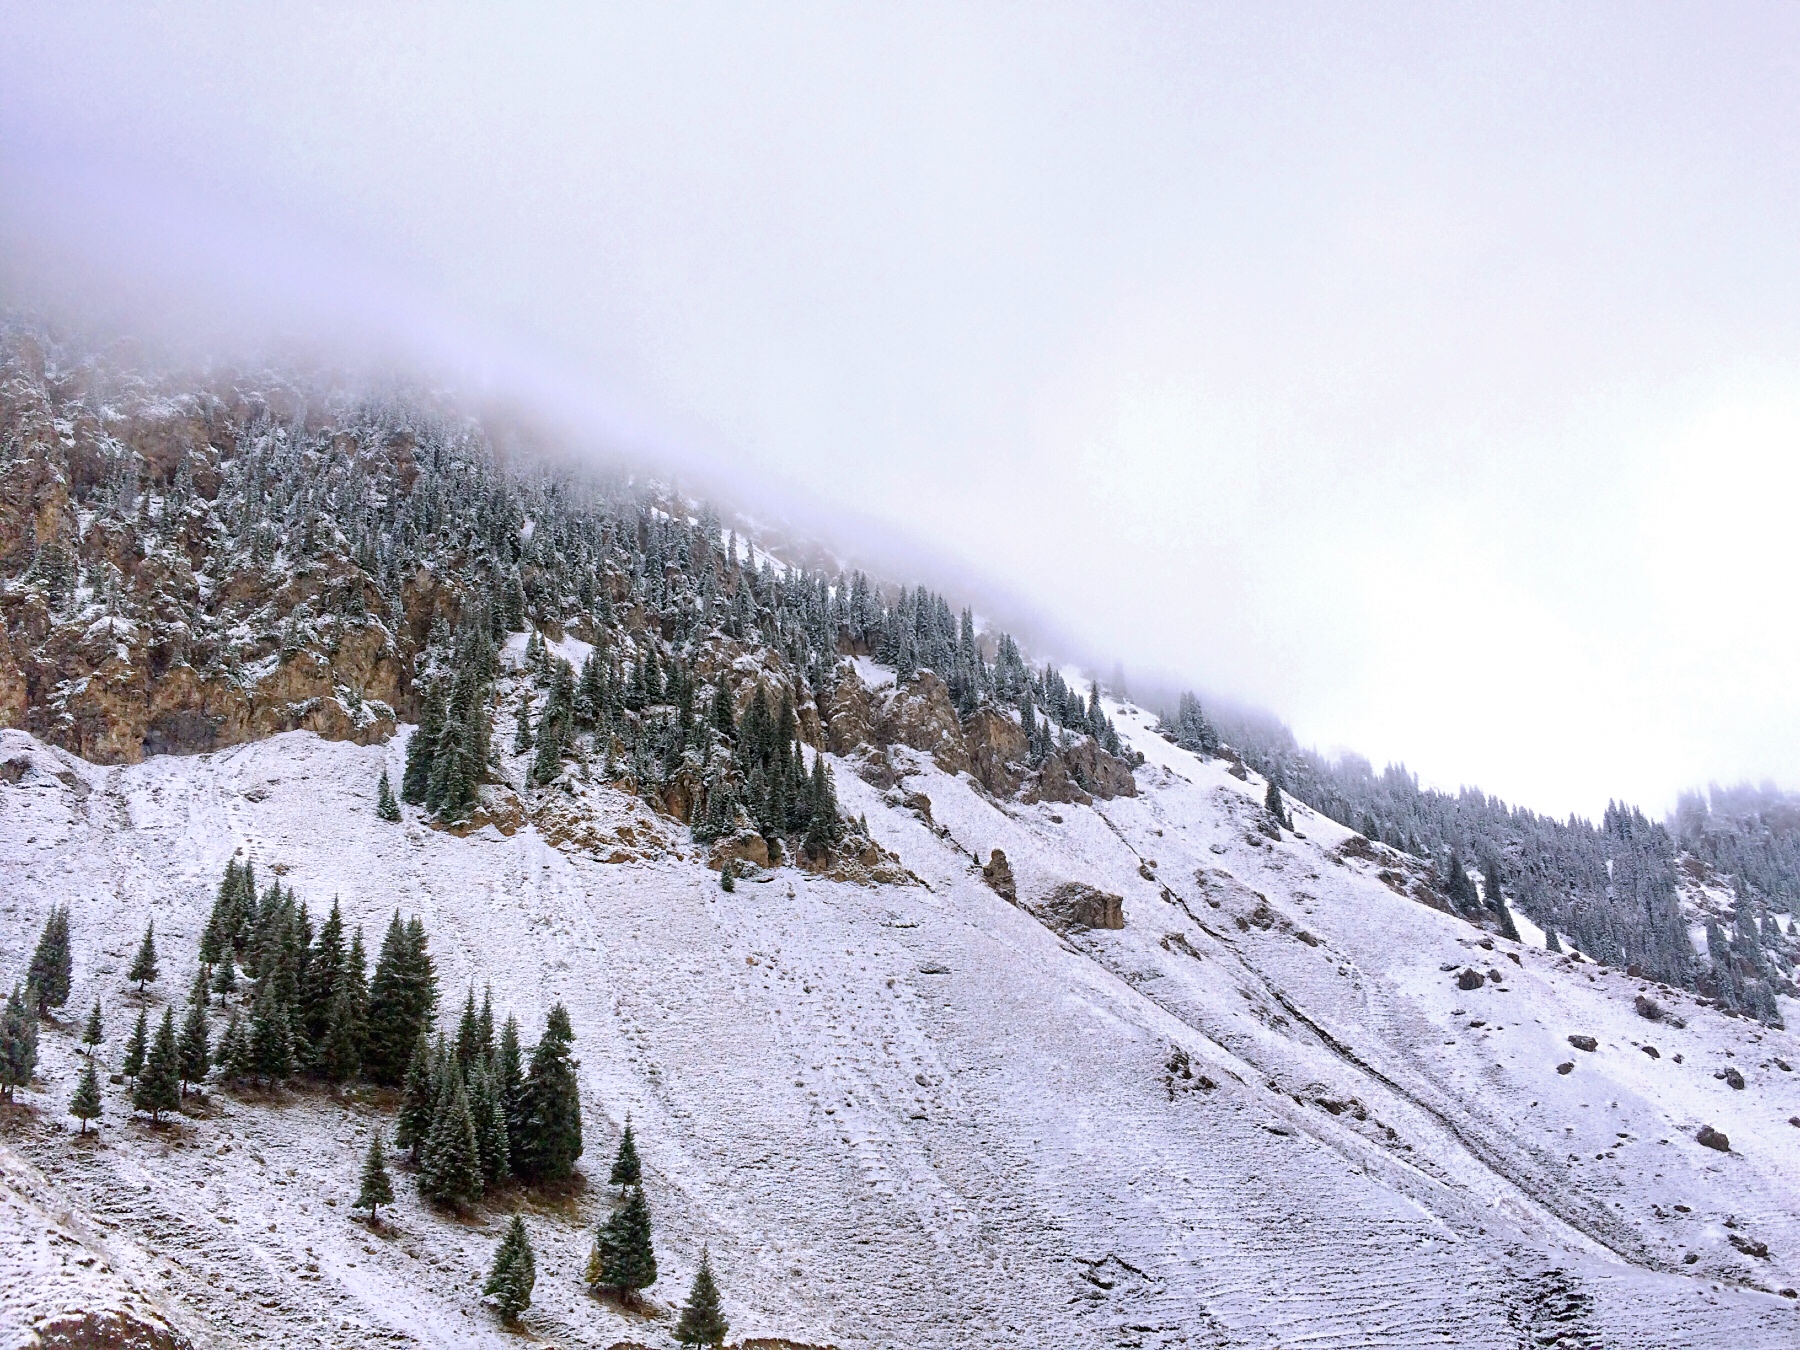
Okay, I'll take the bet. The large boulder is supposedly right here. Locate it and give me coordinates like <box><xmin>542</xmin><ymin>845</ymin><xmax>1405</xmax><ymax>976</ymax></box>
<box><xmin>1036</xmin><ymin>882</ymin><xmax>1124</xmax><ymax>932</ymax></box>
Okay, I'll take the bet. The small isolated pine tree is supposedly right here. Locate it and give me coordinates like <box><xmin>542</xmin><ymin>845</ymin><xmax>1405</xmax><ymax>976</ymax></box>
<box><xmin>128</xmin><ymin>922</ymin><xmax>159</xmax><ymax>992</ymax></box>
<box><xmin>588</xmin><ymin>1184</ymin><xmax>657</xmax><ymax>1296</ymax></box>
<box><xmin>484</xmin><ymin>1214</ymin><xmax>536</xmax><ymax>1324</ymax></box>
<box><xmin>675</xmin><ymin>1248</ymin><xmax>730</xmax><ymax>1348</ymax></box>
<box><xmin>356</xmin><ymin>1131</ymin><xmax>394</xmax><ymax>1224</ymax></box>
<box><xmin>212</xmin><ymin>948</ymin><xmax>238</xmax><ymax>1001</ymax></box>
<box><xmin>1</xmin><ymin>984</ymin><xmax>38</xmax><ymax>1102</ymax></box>
<box><xmin>376</xmin><ymin>769</ymin><xmax>401</xmax><ymax>822</ymax></box>
<box><xmin>122</xmin><ymin>1009</ymin><xmax>149</xmax><ymax>1082</ymax></box>
<box><xmin>81</xmin><ymin>1000</ymin><xmax>104</xmax><ymax>1054</ymax></box>
<box><xmin>1263</xmin><ymin>778</ymin><xmax>1291</xmax><ymax>830</ymax></box>
<box><xmin>719</xmin><ymin>861</ymin><xmax>735</xmax><ymax>893</ymax></box>
<box><xmin>1546</xmin><ymin>928</ymin><xmax>1564</xmax><ymax>954</ymax></box>
<box><xmin>609</xmin><ymin>1119</ymin><xmax>642</xmax><ymax>1192</ymax></box>
<box><xmin>28</xmin><ymin>905</ymin><xmax>72</xmax><ymax>1016</ymax></box>
<box><xmin>134</xmin><ymin>1007</ymin><xmax>182</xmax><ymax>1123</ymax></box>
<box><xmin>70</xmin><ymin>1056</ymin><xmax>102</xmax><ymax>1134</ymax></box>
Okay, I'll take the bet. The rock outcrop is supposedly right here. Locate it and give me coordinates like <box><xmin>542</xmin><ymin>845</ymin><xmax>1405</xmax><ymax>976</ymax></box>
<box><xmin>1035</xmin><ymin>882</ymin><xmax>1125</xmax><ymax>932</ymax></box>
<box><xmin>982</xmin><ymin>848</ymin><xmax>1017</xmax><ymax>902</ymax></box>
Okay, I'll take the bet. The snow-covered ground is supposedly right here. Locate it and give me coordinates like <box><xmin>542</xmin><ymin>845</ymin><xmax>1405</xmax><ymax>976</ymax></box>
<box><xmin>2</xmin><ymin>699</ymin><xmax>1798</xmax><ymax>1348</ymax></box>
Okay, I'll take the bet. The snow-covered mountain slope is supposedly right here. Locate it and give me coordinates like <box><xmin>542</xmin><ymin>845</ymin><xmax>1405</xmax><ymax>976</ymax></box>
<box><xmin>3</xmin><ymin>697</ymin><xmax>1798</xmax><ymax>1349</ymax></box>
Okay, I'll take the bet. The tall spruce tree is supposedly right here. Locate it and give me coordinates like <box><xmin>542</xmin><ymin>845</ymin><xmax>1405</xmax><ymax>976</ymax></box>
<box><xmin>515</xmin><ymin>1003</ymin><xmax>582</xmax><ymax>1183</ymax></box>
<box><xmin>356</xmin><ymin>1131</ymin><xmax>394</xmax><ymax>1224</ymax></box>
<box><xmin>1</xmin><ymin>984</ymin><xmax>37</xmax><ymax>1101</ymax></box>
<box><xmin>469</xmin><ymin>1059</ymin><xmax>512</xmax><ymax>1187</ymax></box>
<box><xmin>246</xmin><ymin>981</ymin><xmax>295</xmax><ymax>1086</ymax></box>
<box><xmin>178</xmin><ymin>979</ymin><xmax>211</xmax><ymax>1093</ymax></box>
<box><xmin>419</xmin><ymin>1070</ymin><xmax>483</xmax><ymax>1209</ymax></box>
<box><xmin>122</xmin><ymin>1008</ymin><xmax>149</xmax><ymax>1082</ymax></box>
<box><xmin>134</xmin><ymin>1008</ymin><xmax>182</xmax><ymax>1123</ymax></box>
<box><xmin>496</xmin><ymin>1014</ymin><xmax>526</xmax><ymax>1162</ymax></box>
<box><xmin>365</xmin><ymin>912</ymin><xmax>436</xmax><ymax>1085</ymax></box>
<box><xmin>128</xmin><ymin>921</ymin><xmax>159</xmax><ymax>991</ymax></box>
<box><xmin>28</xmin><ymin>905</ymin><xmax>72</xmax><ymax>1016</ymax></box>
<box><xmin>675</xmin><ymin>1248</ymin><xmax>730</xmax><ymax>1348</ymax></box>
<box><xmin>397</xmin><ymin>1036</ymin><xmax>437</xmax><ymax>1159</ymax></box>
<box><xmin>70</xmin><ymin>1056</ymin><xmax>102</xmax><ymax>1134</ymax></box>
<box><xmin>588</xmin><ymin>1184</ymin><xmax>657</xmax><ymax>1296</ymax></box>
<box><xmin>81</xmin><ymin>1000</ymin><xmax>104</xmax><ymax>1054</ymax></box>
<box><xmin>484</xmin><ymin>1214</ymin><xmax>536</xmax><ymax>1324</ymax></box>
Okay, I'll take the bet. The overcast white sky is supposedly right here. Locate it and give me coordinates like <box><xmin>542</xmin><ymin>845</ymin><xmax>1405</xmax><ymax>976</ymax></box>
<box><xmin>4</xmin><ymin>4</ymin><xmax>1798</xmax><ymax>819</ymax></box>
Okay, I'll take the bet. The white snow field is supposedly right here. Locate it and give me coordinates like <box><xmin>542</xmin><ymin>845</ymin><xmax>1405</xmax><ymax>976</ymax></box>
<box><xmin>2</xmin><ymin>699</ymin><xmax>1797</xmax><ymax>1349</ymax></box>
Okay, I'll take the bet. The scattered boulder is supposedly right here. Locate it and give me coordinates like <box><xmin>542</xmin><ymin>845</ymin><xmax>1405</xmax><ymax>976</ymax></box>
<box><xmin>1036</xmin><ymin>882</ymin><xmax>1124</xmax><ymax>932</ymax></box>
<box><xmin>1556</xmin><ymin>1062</ymin><xmax>1575</xmax><ymax>1075</ymax></box>
<box><xmin>1634</xmin><ymin>994</ymin><xmax>1664</xmax><ymax>1021</ymax></box>
<box><xmin>1728</xmin><ymin>1233</ymin><xmax>1770</xmax><ymax>1260</ymax></box>
<box><xmin>982</xmin><ymin>849</ymin><xmax>1017</xmax><ymax>903</ymax></box>
<box><xmin>1567</xmin><ymin>1035</ymin><xmax>1598</xmax><ymax>1053</ymax></box>
<box><xmin>1456</xmin><ymin>968</ymin><xmax>1486</xmax><ymax>991</ymax></box>
<box><xmin>1788</xmin><ymin>1116</ymin><xmax>1800</xmax><ymax>1128</ymax></box>
<box><xmin>1695</xmin><ymin>1124</ymin><xmax>1730</xmax><ymax>1152</ymax></box>
<box><xmin>1717</xmin><ymin>1067</ymin><xmax>1746</xmax><ymax>1091</ymax></box>
<box><xmin>1641</xmin><ymin>1045</ymin><xmax>1660</xmax><ymax>1059</ymax></box>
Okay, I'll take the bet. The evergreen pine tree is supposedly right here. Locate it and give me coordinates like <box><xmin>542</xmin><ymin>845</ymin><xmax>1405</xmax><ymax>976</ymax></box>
<box><xmin>396</xmin><ymin>1035</ymin><xmax>436</xmax><ymax>1158</ymax></box>
<box><xmin>418</xmin><ymin>1070</ymin><xmax>484</xmax><ymax>1208</ymax></box>
<box><xmin>247</xmin><ymin>981</ymin><xmax>295</xmax><ymax>1086</ymax></box>
<box><xmin>455</xmin><ymin>986</ymin><xmax>481</xmax><ymax>1067</ymax></box>
<box><xmin>1546</xmin><ymin>929</ymin><xmax>1564</xmax><ymax>953</ymax></box>
<box><xmin>178</xmin><ymin>989</ymin><xmax>210</xmax><ymax>1094</ymax></box>
<box><xmin>81</xmin><ymin>1000</ymin><xmax>104</xmax><ymax>1054</ymax></box>
<box><xmin>588</xmin><ymin>1184</ymin><xmax>657</xmax><ymax>1296</ymax></box>
<box><xmin>609</xmin><ymin>1119</ymin><xmax>642</xmax><ymax>1192</ymax></box>
<box><xmin>496</xmin><ymin>1014</ymin><xmax>526</xmax><ymax>1163</ymax></box>
<box><xmin>122</xmin><ymin>1009</ymin><xmax>149</xmax><ymax>1082</ymax></box>
<box><xmin>1264</xmin><ymin>778</ymin><xmax>1291</xmax><ymax>829</ymax></box>
<box><xmin>365</xmin><ymin>912</ymin><xmax>437</xmax><ymax>1085</ymax></box>
<box><xmin>402</xmin><ymin>689</ymin><xmax>443</xmax><ymax>805</ymax></box>
<box><xmin>214</xmin><ymin>1010</ymin><xmax>246</xmax><ymax>1080</ymax></box>
<box><xmin>468</xmin><ymin>1059</ymin><xmax>512</xmax><ymax>1186</ymax></box>
<box><xmin>512</xmin><ymin>692</ymin><xmax>534</xmax><ymax>753</ymax></box>
<box><xmin>483</xmin><ymin>1214</ymin><xmax>536</xmax><ymax>1323</ymax></box>
<box><xmin>28</xmin><ymin>905</ymin><xmax>72</xmax><ymax>1015</ymax></box>
<box><xmin>1</xmin><ymin>984</ymin><xmax>37</xmax><ymax>1102</ymax></box>
<box><xmin>675</xmin><ymin>1248</ymin><xmax>730</xmax><ymax>1348</ymax></box>
<box><xmin>376</xmin><ymin>769</ymin><xmax>401</xmax><ymax>822</ymax></box>
<box><xmin>212</xmin><ymin>946</ymin><xmax>238</xmax><ymax>1001</ymax></box>
<box><xmin>515</xmin><ymin>1003</ymin><xmax>582</xmax><ymax>1183</ymax></box>
<box><xmin>719</xmin><ymin>860</ymin><xmax>735</xmax><ymax>892</ymax></box>
<box><xmin>319</xmin><ymin>986</ymin><xmax>363</xmax><ymax>1082</ymax></box>
<box><xmin>128</xmin><ymin>922</ymin><xmax>159</xmax><ymax>991</ymax></box>
<box><xmin>356</xmin><ymin>1131</ymin><xmax>394</xmax><ymax>1224</ymax></box>
<box><xmin>134</xmin><ymin>1007</ymin><xmax>182</xmax><ymax>1123</ymax></box>
<box><xmin>70</xmin><ymin>1056</ymin><xmax>102</xmax><ymax>1134</ymax></box>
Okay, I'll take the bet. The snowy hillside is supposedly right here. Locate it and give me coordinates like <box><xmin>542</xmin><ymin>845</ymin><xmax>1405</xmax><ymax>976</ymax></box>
<box><xmin>3</xmin><ymin>687</ymin><xmax>1797</xmax><ymax>1348</ymax></box>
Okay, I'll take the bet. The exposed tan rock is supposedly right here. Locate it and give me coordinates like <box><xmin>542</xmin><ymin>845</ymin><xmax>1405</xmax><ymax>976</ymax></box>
<box><xmin>982</xmin><ymin>848</ymin><xmax>1017</xmax><ymax>902</ymax></box>
<box><xmin>963</xmin><ymin>707</ymin><xmax>1027</xmax><ymax>796</ymax></box>
<box><xmin>1035</xmin><ymin>882</ymin><xmax>1125</xmax><ymax>932</ymax></box>
<box><xmin>873</xmin><ymin>670</ymin><xmax>968</xmax><ymax>774</ymax></box>
<box><xmin>709</xmin><ymin>831</ymin><xmax>771</xmax><ymax>870</ymax></box>
<box><xmin>824</xmin><ymin>662</ymin><xmax>876</xmax><ymax>754</ymax></box>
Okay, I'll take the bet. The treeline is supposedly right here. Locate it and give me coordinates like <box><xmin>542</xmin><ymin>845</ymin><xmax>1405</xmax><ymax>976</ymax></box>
<box><xmin>1165</xmin><ymin>691</ymin><xmax>1793</xmax><ymax>1024</ymax></box>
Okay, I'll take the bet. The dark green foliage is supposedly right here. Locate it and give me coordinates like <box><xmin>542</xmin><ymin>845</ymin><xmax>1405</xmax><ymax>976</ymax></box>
<box><xmin>1</xmin><ymin>984</ymin><xmax>37</xmax><ymax>1101</ymax></box>
<box><xmin>402</xmin><ymin>692</ymin><xmax>441</xmax><ymax>805</ymax></box>
<box><xmin>675</xmin><ymin>1248</ymin><xmax>730</xmax><ymax>1348</ymax></box>
<box><xmin>396</xmin><ymin>1036</ymin><xmax>436</xmax><ymax>1158</ymax></box>
<box><xmin>1443</xmin><ymin>850</ymin><xmax>1480</xmax><ymax>914</ymax></box>
<box><xmin>247</xmin><ymin>981</ymin><xmax>295</xmax><ymax>1085</ymax></box>
<box><xmin>365</xmin><ymin>912</ymin><xmax>437</xmax><ymax>1086</ymax></box>
<box><xmin>496</xmin><ymin>1014</ymin><xmax>525</xmax><ymax>1162</ymax></box>
<box><xmin>70</xmin><ymin>1056</ymin><xmax>102</xmax><ymax>1133</ymax></box>
<box><xmin>128</xmin><ymin>922</ymin><xmax>159</xmax><ymax>991</ymax></box>
<box><xmin>588</xmin><ymin>1185</ymin><xmax>656</xmax><ymax>1294</ymax></box>
<box><xmin>134</xmin><ymin>1008</ymin><xmax>182</xmax><ymax>1122</ymax></box>
<box><xmin>122</xmin><ymin>1009</ymin><xmax>148</xmax><ymax>1081</ymax></box>
<box><xmin>1546</xmin><ymin>928</ymin><xmax>1564</xmax><ymax>953</ymax></box>
<box><xmin>178</xmin><ymin>985</ymin><xmax>210</xmax><ymax>1092</ymax></box>
<box><xmin>212</xmin><ymin>948</ymin><xmax>238</xmax><ymax>1000</ymax></box>
<box><xmin>214</xmin><ymin>1011</ymin><xmax>248</xmax><ymax>1080</ymax></box>
<box><xmin>376</xmin><ymin>769</ymin><xmax>401</xmax><ymax>822</ymax></box>
<box><xmin>515</xmin><ymin>1003</ymin><xmax>582</xmax><ymax>1183</ymax></box>
<box><xmin>609</xmin><ymin>1119</ymin><xmax>641</xmax><ymax>1191</ymax></box>
<box><xmin>512</xmin><ymin>691</ymin><xmax>534</xmax><ymax>753</ymax></box>
<box><xmin>484</xmin><ymin>1214</ymin><xmax>536</xmax><ymax>1323</ymax></box>
<box><xmin>419</xmin><ymin>1070</ymin><xmax>483</xmax><ymax>1208</ymax></box>
<box><xmin>356</xmin><ymin>1131</ymin><xmax>394</xmax><ymax>1222</ymax></box>
<box><xmin>28</xmin><ymin>905</ymin><xmax>72</xmax><ymax>1015</ymax></box>
<box><xmin>719</xmin><ymin>861</ymin><xmax>735</xmax><ymax>892</ymax></box>
<box><xmin>469</xmin><ymin>1059</ymin><xmax>512</xmax><ymax>1186</ymax></box>
<box><xmin>81</xmin><ymin>1000</ymin><xmax>103</xmax><ymax>1052</ymax></box>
